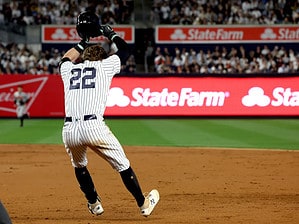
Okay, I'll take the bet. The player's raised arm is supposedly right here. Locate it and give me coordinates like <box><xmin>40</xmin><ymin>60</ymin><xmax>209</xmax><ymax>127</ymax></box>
<box><xmin>61</xmin><ymin>39</ymin><xmax>88</xmax><ymax>62</ymax></box>
<box><xmin>100</xmin><ymin>25</ymin><xmax>130</xmax><ymax>65</ymax></box>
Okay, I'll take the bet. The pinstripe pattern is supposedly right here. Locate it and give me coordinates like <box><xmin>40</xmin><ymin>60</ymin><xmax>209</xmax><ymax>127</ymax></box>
<box><xmin>60</xmin><ymin>55</ymin><xmax>129</xmax><ymax>172</ymax></box>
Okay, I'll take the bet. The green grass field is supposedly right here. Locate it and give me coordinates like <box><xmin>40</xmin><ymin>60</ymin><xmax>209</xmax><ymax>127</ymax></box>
<box><xmin>0</xmin><ymin>118</ymin><xmax>298</xmax><ymax>150</ymax></box>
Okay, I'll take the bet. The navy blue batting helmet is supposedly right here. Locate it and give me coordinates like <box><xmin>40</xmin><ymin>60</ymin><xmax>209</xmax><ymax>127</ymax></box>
<box><xmin>76</xmin><ymin>11</ymin><xmax>101</xmax><ymax>39</ymax></box>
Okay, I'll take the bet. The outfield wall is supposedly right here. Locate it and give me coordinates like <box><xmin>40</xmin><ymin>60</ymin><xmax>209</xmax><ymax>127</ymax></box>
<box><xmin>0</xmin><ymin>74</ymin><xmax>298</xmax><ymax>117</ymax></box>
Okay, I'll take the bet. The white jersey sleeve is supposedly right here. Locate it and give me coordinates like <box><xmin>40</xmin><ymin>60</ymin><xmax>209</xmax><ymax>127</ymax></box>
<box><xmin>103</xmin><ymin>54</ymin><xmax>121</xmax><ymax>75</ymax></box>
<box><xmin>59</xmin><ymin>60</ymin><xmax>73</xmax><ymax>80</ymax></box>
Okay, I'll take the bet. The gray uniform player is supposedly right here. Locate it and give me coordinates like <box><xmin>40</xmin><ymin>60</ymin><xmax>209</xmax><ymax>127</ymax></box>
<box><xmin>13</xmin><ymin>85</ymin><xmax>30</xmax><ymax>127</ymax></box>
<box><xmin>58</xmin><ymin>16</ymin><xmax>159</xmax><ymax>218</ymax></box>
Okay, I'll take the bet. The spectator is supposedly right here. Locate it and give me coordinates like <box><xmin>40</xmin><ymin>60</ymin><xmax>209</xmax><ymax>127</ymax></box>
<box><xmin>277</xmin><ymin>62</ymin><xmax>290</xmax><ymax>73</ymax></box>
<box><xmin>196</xmin><ymin>50</ymin><xmax>206</xmax><ymax>66</ymax></box>
<box><xmin>144</xmin><ymin>41</ymin><xmax>154</xmax><ymax>72</ymax></box>
<box><xmin>122</xmin><ymin>54</ymin><xmax>136</xmax><ymax>74</ymax></box>
<box><xmin>154</xmin><ymin>47</ymin><xmax>166</xmax><ymax>72</ymax></box>
<box><xmin>172</xmin><ymin>48</ymin><xmax>185</xmax><ymax>73</ymax></box>
<box><xmin>150</xmin><ymin>5</ymin><xmax>161</xmax><ymax>25</ymax></box>
<box><xmin>154</xmin><ymin>47</ymin><xmax>175</xmax><ymax>74</ymax></box>
<box><xmin>160</xmin><ymin>1</ymin><xmax>171</xmax><ymax>24</ymax></box>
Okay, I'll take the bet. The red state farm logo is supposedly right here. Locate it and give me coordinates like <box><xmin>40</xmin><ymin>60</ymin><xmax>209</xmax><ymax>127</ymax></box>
<box><xmin>0</xmin><ymin>77</ymin><xmax>48</xmax><ymax>115</ymax></box>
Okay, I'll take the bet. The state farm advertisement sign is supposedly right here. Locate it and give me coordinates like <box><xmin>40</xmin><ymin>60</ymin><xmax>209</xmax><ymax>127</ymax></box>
<box><xmin>0</xmin><ymin>75</ymin><xmax>298</xmax><ymax>117</ymax></box>
<box><xmin>42</xmin><ymin>25</ymin><xmax>134</xmax><ymax>43</ymax></box>
<box><xmin>105</xmin><ymin>77</ymin><xmax>299</xmax><ymax>116</ymax></box>
<box><xmin>156</xmin><ymin>25</ymin><xmax>299</xmax><ymax>43</ymax></box>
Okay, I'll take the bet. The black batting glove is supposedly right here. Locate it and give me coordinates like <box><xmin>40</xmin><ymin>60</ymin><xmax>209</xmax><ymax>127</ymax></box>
<box><xmin>96</xmin><ymin>28</ymin><xmax>104</xmax><ymax>37</ymax></box>
<box><xmin>74</xmin><ymin>38</ymin><xmax>89</xmax><ymax>54</ymax></box>
<box><xmin>100</xmin><ymin>25</ymin><xmax>118</xmax><ymax>41</ymax></box>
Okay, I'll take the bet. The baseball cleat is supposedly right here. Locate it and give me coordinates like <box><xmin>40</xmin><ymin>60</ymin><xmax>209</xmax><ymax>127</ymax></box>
<box><xmin>140</xmin><ymin>189</ymin><xmax>160</xmax><ymax>217</ymax></box>
<box><xmin>88</xmin><ymin>197</ymin><xmax>104</xmax><ymax>215</ymax></box>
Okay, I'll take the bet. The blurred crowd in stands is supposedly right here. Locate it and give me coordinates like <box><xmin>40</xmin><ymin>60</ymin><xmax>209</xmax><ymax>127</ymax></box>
<box><xmin>0</xmin><ymin>0</ymin><xmax>135</xmax><ymax>75</ymax></box>
<box><xmin>1</xmin><ymin>0</ymin><xmax>299</xmax><ymax>75</ymax></box>
<box><xmin>0</xmin><ymin>42</ymin><xmax>136</xmax><ymax>75</ymax></box>
<box><xmin>1</xmin><ymin>41</ymin><xmax>298</xmax><ymax>75</ymax></box>
<box><xmin>0</xmin><ymin>0</ymin><xmax>134</xmax><ymax>26</ymax></box>
<box><xmin>153</xmin><ymin>45</ymin><xmax>299</xmax><ymax>74</ymax></box>
<box><xmin>150</xmin><ymin>0</ymin><xmax>299</xmax><ymax>25</ymax></box>
<box><xmin>0</xmin><ymin>43</ymin><xmax>60</xmax><ymax>75</ymax></box>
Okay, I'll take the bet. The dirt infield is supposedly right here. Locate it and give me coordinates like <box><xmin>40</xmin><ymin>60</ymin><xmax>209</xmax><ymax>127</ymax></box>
<box><xmin>0</xmin><ymin>144</ymin><xmax>298</xmax><ymax>224</ymax></box>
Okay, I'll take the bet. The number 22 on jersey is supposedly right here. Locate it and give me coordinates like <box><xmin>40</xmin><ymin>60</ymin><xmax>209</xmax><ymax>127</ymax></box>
<box><xmin>70</xmin><ymin>67</ymin><xmax>96</xmax><ymax>90</ymax></box>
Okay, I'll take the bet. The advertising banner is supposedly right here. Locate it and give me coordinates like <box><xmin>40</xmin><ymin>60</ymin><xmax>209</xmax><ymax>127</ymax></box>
<box><xmin>0</xmin><ymin>75</ymin><xmax>298</xmax><ymax>117</ymax></box>
<box><xmin>0</xmin><ymin>75</ymin><xmax>64</xmax><ymax>117</ymax></box>
<box><xmin>42</xmin><ymin>25</ymin><xmax>135</xmax><ymax>43</ymax></box>
<box><xmin>156</xmin><ymin>25</ymin><xmax>299</xmax><ymax>43</ymax></box>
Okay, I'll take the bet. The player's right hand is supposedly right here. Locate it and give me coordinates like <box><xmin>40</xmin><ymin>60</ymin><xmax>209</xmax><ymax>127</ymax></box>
<box><xmin>75</xmin><ymin>38</ymin><xmax>89</xmax><ymax>53</ymax></box>
<box><xmin>82</xmin><ymin>36</ymin><xmax>90</xmax><ymax>43</ymax></box>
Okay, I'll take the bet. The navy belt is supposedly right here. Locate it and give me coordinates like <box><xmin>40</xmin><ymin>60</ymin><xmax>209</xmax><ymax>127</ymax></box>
<box><xmin>65</xmin><ymin>114</ymin><xmax>97</xmax><ymax>122</ymax></box>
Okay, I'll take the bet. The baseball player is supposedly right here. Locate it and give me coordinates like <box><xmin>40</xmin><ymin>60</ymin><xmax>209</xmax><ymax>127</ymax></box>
<box><xmin>0</xmin><ymin>201</ymin><xmax>12</xmax><ymax>224</ymax></box>
<box><xmin>13</xmin><ymin>85</ymin><xmax>30</xmax><ymax>127</ymax></box>
<box><xmin>58</xmin><ymin>11</ymin><xmax>159</xmax><ymax>217</ymax></box>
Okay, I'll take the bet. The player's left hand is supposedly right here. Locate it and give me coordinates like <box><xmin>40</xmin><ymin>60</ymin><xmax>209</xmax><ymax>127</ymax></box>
<box><xmin>100</xmin><ymin>25</ymin><xmax>118</xmax><ymax>41</ymax></box>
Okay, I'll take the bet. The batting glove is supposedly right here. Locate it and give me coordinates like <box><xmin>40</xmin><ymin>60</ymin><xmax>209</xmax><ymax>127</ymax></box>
<box><xmin>74</xmin><ymin>38</ymin><xmax>89</xmax><ymax>54</ymax></box>
<box><xmin>100</xmin><ymin>25</ymin><xmax>118</xmax><ymax>41</ymax></box>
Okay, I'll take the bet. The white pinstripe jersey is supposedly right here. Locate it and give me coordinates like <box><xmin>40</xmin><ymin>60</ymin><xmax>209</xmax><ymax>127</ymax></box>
<box><xmin>60</xmin><ymin>54</ymin><xmax>130</xmax><ymax>172</ymax></box>
<box><xmin>60</xmin><ymin>54</ymin><xmax>120</xmax><ymax>118</ymax></box>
